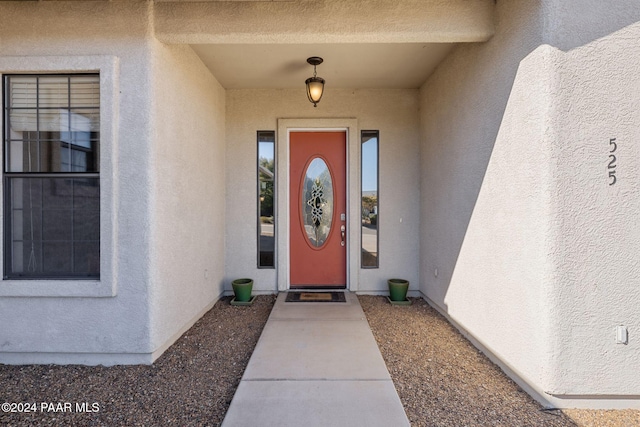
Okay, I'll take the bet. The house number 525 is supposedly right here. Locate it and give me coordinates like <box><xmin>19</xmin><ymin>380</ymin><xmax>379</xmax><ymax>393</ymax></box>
<box><xmin>608</xmin><ymin>138</ymin><xmax>617</xmax><ymax>186</ymax></box>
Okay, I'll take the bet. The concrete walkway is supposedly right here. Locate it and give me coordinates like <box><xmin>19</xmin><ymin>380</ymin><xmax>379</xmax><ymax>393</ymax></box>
<box><xmin>222</xmin><ymin>292</ymin><xmax>410</xmax><ymax>427</ymax></box>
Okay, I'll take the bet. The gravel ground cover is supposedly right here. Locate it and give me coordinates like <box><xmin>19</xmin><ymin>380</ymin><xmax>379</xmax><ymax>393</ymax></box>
<box><xmin>1</xmin><ymin>293</ymin><xmax>638</xmax><ymax>427</ymax></box>
<box><xmin>0</xmin><ymin>295</ymin><xmax>276</xmax><ymax>427</ymax></box>
<box><xmin>358</xmin><ymin>295</ymin><xmax>640</xmax><ymax>427</ymax></box>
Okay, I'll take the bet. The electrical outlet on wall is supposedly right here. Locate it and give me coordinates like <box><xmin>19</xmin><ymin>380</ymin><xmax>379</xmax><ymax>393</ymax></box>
<box><xmin>616</xmin><ymin>325</ymin><xmax>628</xmax><ymax>345</ymax></box>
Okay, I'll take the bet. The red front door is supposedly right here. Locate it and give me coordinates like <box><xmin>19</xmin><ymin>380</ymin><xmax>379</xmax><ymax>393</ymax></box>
<box><xmin>290</xmin><ymin>131</ymin><xmax>347</xmax><ymax>288</ymax></box>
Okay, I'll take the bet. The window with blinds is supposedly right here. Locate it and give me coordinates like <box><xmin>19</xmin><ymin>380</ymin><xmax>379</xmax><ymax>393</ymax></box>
<box><xmin>3</xmin><ymin>74</ymin><xmax>100</xmax><ymax>279</ymax></box>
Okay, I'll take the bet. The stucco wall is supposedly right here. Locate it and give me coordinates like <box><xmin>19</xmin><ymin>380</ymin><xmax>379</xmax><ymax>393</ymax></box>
<box><xmin>155</xmin><ymin>0</ymin><xmax>494</xmax><ymax>44</ymax></box>
<box><xmin>542</xmin><ymin>0</ymin><xmax>640</xmax><ymax>401</ymax></box>
<box><xmin>148</xmin><ymin>40</ymin><xmax>226</xmax><ymax>354</ymax></box>
<box><xmin>420</xmin><ymin>0</ymin><xmax>552</xmax><ymax>401</ymax></box>
<box><xmin>225</xmin><ymin>89</ymin><xmax>420</xmax><ymax>294</ymax></box>
<box><xmin>0</xmin><ymin>1</ymin><xmax>156</xmax><ymax>364</ymax></box>
<box><xmin>420</xmin><ymin>0</ymin><xmax>640</xmax><ymax>408</ymax></box>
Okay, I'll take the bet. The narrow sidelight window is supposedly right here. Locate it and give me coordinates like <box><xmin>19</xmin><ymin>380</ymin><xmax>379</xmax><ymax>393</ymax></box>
<box><xmin>257</xmin><ymin>131</ymin><xmax>275</xmax><ymax>268</ymax></box>
<box><xmin>3</xmin><ymin>74</ymin><xmax>100</xmax><ymax>279</ymax></box>
<box><xmin>361</xmin><ymin>130</ymin><xmax>379</xmax><ymax>267</ymax></box>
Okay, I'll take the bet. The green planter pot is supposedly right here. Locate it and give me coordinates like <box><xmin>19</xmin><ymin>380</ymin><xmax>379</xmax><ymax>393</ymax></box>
<box><xmin>388</xmin><ymin>278</ymin><xmax>409</xmax><ymax>301</ymax></box>
<box><xmin>232</xmin><ymin>278</ymin><xmax>254</xmax><ymax>302</ymax></box>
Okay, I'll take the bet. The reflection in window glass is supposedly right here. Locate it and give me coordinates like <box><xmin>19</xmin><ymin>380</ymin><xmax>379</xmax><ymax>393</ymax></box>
<box><xmin>258</xmin><ymin>131</ymin><xmax>275</xmax><ymax>268</ymax></box>
<box><xmin>361</xmin><ymin>130</ymin><xmax>379</xmax><ymax>267</ymax></box>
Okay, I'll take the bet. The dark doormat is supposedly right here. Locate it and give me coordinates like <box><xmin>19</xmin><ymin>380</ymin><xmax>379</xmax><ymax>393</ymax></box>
<box><xmin>285</xmin><ymin>292</ymin><xmax>346</xmax><ymax>303</ymax></box>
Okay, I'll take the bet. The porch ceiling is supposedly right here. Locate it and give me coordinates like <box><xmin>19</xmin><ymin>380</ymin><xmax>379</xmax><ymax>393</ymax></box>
<box><xmin>163</xmin><ymin>0</ymin><xmax>492</xmax><ymax>89</ymax></box>
<box><xmin>191</xmin><ymin>43</ymin><xmax>456</xmax><ymax>90</ymax></box>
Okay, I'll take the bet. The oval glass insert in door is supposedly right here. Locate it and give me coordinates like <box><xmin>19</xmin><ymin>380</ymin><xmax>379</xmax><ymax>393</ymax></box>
<box><xmin>302</xmin><ymin>157</ymin><xmax>334</xmax><ymax>248</ymax></box>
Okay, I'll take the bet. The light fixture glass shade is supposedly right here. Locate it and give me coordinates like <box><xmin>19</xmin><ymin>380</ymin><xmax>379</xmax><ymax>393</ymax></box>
<box><xmin>305</xmin><ymin>77</ymin><xmax>325</xmax><ymax>107</ymax></box>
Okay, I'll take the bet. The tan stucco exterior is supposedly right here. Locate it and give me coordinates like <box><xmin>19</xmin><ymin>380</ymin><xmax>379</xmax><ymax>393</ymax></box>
<box><xmin>419</xmin><ymin>0</ymin><xmax>640</xmax><ymax>409</ymax></box>
<box><xmin>225</xmin><ymin>89</ymin><xmax>421</xmax><ymax>294</ymax></box>
<box><xmin>0</xmin><ymin>0</ymin><xmax>639</xmax><ymax>410</ymax></box>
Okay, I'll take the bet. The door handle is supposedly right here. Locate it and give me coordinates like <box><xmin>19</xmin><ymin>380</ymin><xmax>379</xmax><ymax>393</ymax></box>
<box><xmin>340</xmin><ymin>225</ymin><xmax>346</xmax><ymax>247</ymax></box>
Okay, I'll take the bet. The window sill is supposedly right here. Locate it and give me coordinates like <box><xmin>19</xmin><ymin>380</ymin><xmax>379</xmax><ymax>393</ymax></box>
<box><xmin>0</xmin><ymin>279</ymin><xmax>114</xmax><ymax>298</ymax></box>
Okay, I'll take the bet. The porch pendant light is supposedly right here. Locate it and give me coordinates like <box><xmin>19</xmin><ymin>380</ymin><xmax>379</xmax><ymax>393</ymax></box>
<box><xmin>305</xmin><ymin>57</ymin><xmax>325</xmax><ymax>107</ymax></box>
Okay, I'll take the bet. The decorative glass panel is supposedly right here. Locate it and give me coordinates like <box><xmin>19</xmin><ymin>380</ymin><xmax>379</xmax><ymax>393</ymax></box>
<box><xmin>302</xmin><ymin>158</ymin><xmax>333</xmax><ymax>247</ymax></box>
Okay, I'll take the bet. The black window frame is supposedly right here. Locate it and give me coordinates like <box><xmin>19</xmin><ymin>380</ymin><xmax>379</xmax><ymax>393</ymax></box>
<box><xmin>361</xmin><ymin>129</ymin><xmax>379</xmax><ymax>268</ymax></box>
<box><xmin>257</xmin><ymin>130</ymin><xmax>276</xmax><ymax>268</ymax></box>
<box><xmin>2</xmin><ymin>73</ymin><xmax>100</xmax><ymax>279</ymax></box>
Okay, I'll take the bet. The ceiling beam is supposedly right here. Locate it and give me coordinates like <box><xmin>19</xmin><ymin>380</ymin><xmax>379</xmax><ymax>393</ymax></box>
<box><xmin>154</xmin><ymin>0</ymin><xmax>495</xmax><ymax>44</ymax></box>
